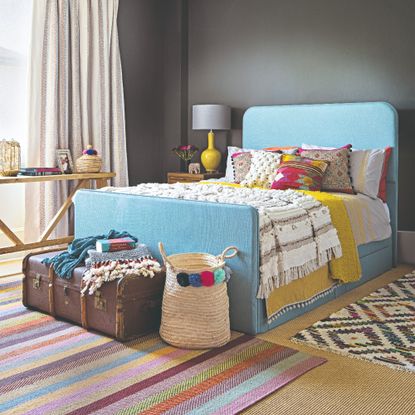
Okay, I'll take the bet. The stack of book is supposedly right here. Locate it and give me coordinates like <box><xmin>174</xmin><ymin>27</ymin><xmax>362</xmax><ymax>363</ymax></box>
<box><xmin>96</xmin><ymin>237</ymin><xmax>137</xmax><ymax>253</ymax></box>
<box><xmin>18</xmin><ymin>167</ymin><xmax>62</xmax><ymax>176</ymax></box>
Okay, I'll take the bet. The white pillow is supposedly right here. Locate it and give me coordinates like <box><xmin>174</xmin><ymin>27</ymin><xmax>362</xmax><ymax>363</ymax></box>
<box><xmin>224</xmin><ymin>146</ymin><xmax>255</xmax><ymax>181</ymax></box>
<box><xmin>301</xmin><ymin>143</ymin><xmax>386</xmax><ymax>199</ymax></box>
<box><xmin>241</xmin><ymin>151</ymin><xmax>281</xmax><ymax>188</ymax></box>
<box><xmin>349</xmin><ymin>149</ymin><xmax>385</xmax><ymax>198</ymax></box>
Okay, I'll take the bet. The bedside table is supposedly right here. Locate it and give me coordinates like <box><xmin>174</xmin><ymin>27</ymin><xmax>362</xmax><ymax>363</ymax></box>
<box><xmin>167</xmin><ymin>172</ymin><xmax>223</xmax><ymax>184</ymax></box>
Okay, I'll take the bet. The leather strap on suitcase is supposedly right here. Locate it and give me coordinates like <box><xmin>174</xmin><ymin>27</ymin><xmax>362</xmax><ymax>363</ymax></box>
<box><xmin>48</xmin><ymin>266</ymin><xmax>56</xmax><ymax>316</ymax></box>
<box><xmin>80</xmin><ymin>290</ymin><xmax>88</xmax><ymax>330</ymax></box>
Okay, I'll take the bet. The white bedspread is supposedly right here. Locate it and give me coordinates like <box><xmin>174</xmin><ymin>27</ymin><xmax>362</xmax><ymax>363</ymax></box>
<box><xmin>101</xmin><ymin>183</ymin><xmax>342</xmax><ymax>298</ymax></box>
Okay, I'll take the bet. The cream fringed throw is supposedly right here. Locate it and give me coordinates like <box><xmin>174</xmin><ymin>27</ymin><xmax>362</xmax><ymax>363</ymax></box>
<box><xmin>82</xmin><ymin>246</ymin><xmax>162</xmax><ymax>295</ymax></box>
<box><xmin>102</xmin><ymin>183</ymin><xmax>342</xmax><ymax>299</ymax></box>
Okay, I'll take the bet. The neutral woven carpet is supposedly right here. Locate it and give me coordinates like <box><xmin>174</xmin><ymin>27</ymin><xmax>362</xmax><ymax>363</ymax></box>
<box><xmin>0</xmin><ymin>275</ymin><xmax>325</xmax><ymax>415</ymax></box>
<box><xmin>244</xmin><ymin>265</ymin><xmax>415</xmax><ymax>415</ymax></box>
<box><xmin>292</xmin><ymin>270</ymin><xmax>415</xmax><ymax>372</ymax></box>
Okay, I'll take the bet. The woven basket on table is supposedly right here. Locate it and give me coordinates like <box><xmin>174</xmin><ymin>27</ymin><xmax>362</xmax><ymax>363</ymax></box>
<box><xmin>158</xmin><ymin>242</ymin><xmax>238</xmax><ymax>349</ymax></box>
<box><xmin>75</xmin><ymin>154</ymin><xmax>102</xmax><ymax>173</ymax></box>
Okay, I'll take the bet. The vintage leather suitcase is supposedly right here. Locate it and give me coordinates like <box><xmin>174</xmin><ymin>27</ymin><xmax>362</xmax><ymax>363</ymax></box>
<box><xmin>22</xmin><ymin>250</ymin><xmax>165</xmax><ymax>341</ymax></box>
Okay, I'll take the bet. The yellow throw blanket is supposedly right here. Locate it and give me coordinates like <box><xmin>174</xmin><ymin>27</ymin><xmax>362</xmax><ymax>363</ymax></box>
<box><xmin>302</xmin><ymin>191</ymin><xmax>361</xmax><ymax>283</ymax></box>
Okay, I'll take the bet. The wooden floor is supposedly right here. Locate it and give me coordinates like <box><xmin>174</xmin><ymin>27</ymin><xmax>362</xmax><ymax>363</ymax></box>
<box><xmin>244</xmin><ymin>265</ymin><xmax>415</xmax><ymax>415</ymax></box>
<box><xmin>2</xmin><ymin>261</ymin><xmax>414</xmax><ymax>414</ymax></box>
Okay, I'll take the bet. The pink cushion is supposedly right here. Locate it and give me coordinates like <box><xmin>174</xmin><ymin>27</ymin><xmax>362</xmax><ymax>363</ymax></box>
<box><xmin>271</xmin><ymin>155</ymin><xmax>329</xmax><ymax>191</ymax></box>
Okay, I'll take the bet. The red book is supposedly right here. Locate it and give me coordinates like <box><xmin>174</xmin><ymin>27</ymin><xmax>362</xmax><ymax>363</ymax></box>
<box><xmin>96</xmin><ymin>238</ymin><xmax>137</xmax><ymax>253</ymax></box>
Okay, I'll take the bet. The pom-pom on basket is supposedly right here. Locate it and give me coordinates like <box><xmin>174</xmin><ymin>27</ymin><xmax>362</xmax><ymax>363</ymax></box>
<box><xmin>158</xmin><ymin>242</ymin><xmax>238</xmax><ymax>349</ymax></box>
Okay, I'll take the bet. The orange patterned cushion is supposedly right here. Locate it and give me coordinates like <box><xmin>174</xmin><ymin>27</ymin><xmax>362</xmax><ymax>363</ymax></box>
<box><xmin>264</xmin><ymin>146</ymin><xmax>298</xmax><ymax>153</ymax></box>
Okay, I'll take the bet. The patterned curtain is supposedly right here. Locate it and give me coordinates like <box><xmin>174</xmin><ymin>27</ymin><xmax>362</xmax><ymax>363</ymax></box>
<box><xmin>25</xmin><ymin>0</ymin><xmax>128</xmax><ymax>241</ymax></box>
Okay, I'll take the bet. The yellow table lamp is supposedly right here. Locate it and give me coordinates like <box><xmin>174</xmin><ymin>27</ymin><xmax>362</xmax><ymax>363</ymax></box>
<box><xmin>192</xmin><ymin>104</ymin><xmax>231</xmax><ymax>172</ymax></box>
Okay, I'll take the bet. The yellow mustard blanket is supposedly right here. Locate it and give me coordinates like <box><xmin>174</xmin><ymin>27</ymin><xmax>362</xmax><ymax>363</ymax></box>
<box><xmin>302</xmin><ymin>190</ymin><xmax>361</xmax><ymax>283</ymax></box>
<box><xmin>200</xmin><ymin>182</ymin><xmax>361</xmax><ymax>284</ymax></box>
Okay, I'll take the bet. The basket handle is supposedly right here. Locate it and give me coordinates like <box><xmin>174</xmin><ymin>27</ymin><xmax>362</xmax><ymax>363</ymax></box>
<box><xmin>218</xmin><ymin>246</ymin><xmax>238</xmax><ymax>262</ymax></box>
<box><xmin>158</xmin><ymin>242</ymin><xmax>174</xmax><ymax>270</ymax></box>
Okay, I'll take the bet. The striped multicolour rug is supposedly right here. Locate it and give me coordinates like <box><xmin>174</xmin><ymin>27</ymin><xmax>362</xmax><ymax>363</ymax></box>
<box><xmin>0</xmin><ymin>275</ymin><xmax>326</xmax><ymax>414</ymax></box>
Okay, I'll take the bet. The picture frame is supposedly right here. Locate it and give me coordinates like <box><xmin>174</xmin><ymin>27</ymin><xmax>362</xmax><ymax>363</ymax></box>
<box><xmin>56</xmin><ymin>149</ymin><xmax>74</xmax><ymax>174</ymax></box>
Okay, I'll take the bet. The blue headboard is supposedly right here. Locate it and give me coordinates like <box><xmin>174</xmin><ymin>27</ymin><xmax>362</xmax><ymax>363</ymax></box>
<box><xmin>243</xmin><ymin>101</ymin><xmax>398</xmax><ymax>262</ymax></box>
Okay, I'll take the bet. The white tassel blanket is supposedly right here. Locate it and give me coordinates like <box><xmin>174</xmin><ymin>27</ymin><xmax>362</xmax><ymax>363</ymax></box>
<box><xmin>101</xmin><ymin>183</ymin><xmax>342</xmax><ymax>299</ymax></box>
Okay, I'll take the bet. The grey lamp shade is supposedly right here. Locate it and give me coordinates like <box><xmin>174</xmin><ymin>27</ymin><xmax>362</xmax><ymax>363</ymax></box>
<box><xmin>192</xmin><ymin>104</ymin><xmax>231</xmax><ymax>130</ymax></box>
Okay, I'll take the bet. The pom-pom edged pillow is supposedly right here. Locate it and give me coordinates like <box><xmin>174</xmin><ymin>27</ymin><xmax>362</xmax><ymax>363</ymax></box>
<box><xmin>231</xmin><ymin>152</ymin><xmax>252</xmax><ymax>183</ymax></box>
<box><xmin>240</xmin><ymin>150</ymin><xmax>282</xmax><ymax>188</ymax></box>
<box><xmin>299</xmin><ymin>147</ymin><xmax>354</xmax><ymax>194</ymax></box>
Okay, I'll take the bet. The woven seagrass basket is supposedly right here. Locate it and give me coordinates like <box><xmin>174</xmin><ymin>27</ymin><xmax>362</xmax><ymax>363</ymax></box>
<box><xmin>75</xmin><ymin>154</ymin><xmax>102</xmax><ymax>173</ymax></box>
<box><xmin>158</xmin><ymin>242</ymin><xmax>238</xmax><ymax>349</ymax></box>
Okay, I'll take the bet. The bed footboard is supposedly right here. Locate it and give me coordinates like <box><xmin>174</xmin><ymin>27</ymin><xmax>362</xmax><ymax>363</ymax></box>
<box><xmin>73</xmin><ymin>189</ymin><xmax>261</xmax><ymax>334</ymax></box>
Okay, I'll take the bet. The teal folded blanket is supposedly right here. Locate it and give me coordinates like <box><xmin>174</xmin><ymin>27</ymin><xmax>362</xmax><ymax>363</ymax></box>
<box><xmin>42</xmin><ymin>230</ymin><xmax>138</xmax><ymax>279</ymax></box>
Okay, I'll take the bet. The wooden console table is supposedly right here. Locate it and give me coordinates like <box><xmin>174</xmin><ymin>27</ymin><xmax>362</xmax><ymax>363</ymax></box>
<box><xmin>0</xmin><ymin>172</ymin><xmax>115</xmax><ymax>255</ymax></box>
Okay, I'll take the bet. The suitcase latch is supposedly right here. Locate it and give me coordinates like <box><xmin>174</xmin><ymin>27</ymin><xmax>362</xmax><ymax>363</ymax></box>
<box><xmin>33</xmin><ymin>274</ymin><xmax>41</xmax><ymax>289</ymax></box>
<box><xmin>94</xmin><ymin>291</ymin><xmax>107</xmax><ymax>311</ymax></box>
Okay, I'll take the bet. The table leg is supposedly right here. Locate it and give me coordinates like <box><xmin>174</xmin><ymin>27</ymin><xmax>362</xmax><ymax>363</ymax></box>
<box><xmin>40</xmin><ymin>179</ymin><xmax>87</xmax><ymax>242</ymax></box>
<box><xmin>95</xmin><ymin>178</ymin><xmax>110</xmax><ymax>189</ymax></box>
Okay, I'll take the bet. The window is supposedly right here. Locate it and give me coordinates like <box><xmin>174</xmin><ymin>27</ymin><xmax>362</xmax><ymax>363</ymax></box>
<box><xmin>0</xmin><ymin>0</ymin><xmax>32</xmax><ymax>252</ymax></box>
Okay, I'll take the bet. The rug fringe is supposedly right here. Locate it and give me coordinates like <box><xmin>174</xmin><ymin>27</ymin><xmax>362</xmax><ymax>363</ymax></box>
<box><xmin>290</xmin><ymin>335</ymin><xmax>415</xmax><ymax>374</ymax></box>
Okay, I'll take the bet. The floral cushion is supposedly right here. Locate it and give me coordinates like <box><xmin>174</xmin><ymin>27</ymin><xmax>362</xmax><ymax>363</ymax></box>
<box><xmin>271</xmin><ymin>155</ymin><xmax>329</xmax><ymax>191</ymax></box>
<box><xmin>231</xmin><ymin>152</ymin><xmax>252</xmax><ymax>183</ymax></box>
<box><xmin>225</xmin><ymin>146</ymin><xmax>255</xmax><ymax>181</ymax></box>
<box><xmin>299</xmin><ymin>147</ymin><xmax>354</xmax><ymax>194</ymax></box>
<box><xmin>240</xmin><ymin>150</ymin><xmax>282</xmax><ymax>188</ymax></box>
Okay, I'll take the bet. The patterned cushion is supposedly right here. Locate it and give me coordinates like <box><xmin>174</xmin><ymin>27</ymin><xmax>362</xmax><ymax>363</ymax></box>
<box><xmin>271</xmin><ymin>155</ymin><xmax>329</xmax><ymax>191</ymax></box>
<box><xmin>300</xmin><ymin>147</ymin><xmax>354</xmax><ymax>194</ymax></box>
<box><xmin>231</xmin><ymin>152</ymin><xmax>252</xmax><ymax>183</ymax></box>
<box><xmin>240</xmin><ymin>150</ymin><xmax>281</xmax><ymax>188</ymax></box>
<box><xmin>225</xmin><ymin>146</ymin><xmax>255</xmax><ymax>181</ymax></box>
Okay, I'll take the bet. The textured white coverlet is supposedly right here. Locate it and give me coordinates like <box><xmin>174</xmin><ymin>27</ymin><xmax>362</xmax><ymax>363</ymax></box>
<box><xmin>101</xmin><ymin>183</ymin><xmax>342</xmax><ymax>298</ymax></box>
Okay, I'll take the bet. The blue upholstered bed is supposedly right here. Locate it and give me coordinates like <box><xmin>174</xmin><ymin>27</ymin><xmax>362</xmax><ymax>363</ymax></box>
<box><xmin>73</xmin><ymin>102</ymin><xmax>398</xmax><ymax>335</ymax></box>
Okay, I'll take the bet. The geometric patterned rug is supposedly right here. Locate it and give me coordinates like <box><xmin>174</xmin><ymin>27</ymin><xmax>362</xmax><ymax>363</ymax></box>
<box><xmin>0</xmin><ymin>275</ymin><xmax>326</xmax><ymax>415</ymax></box>
<box><xmin>292</xmin><ymin>271</ymin><xmax>415</xmax><ymax>373</ymax></box>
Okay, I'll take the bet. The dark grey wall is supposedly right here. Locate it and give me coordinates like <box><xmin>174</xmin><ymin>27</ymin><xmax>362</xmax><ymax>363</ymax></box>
<box><xmin>118</xmin><ymin>0</ymin><xmax>186</xmax><ymax>183</ymax></box>
<box><xmin>187</xmin><ymin>0</ymin><xmax>415</xmax><ymax>230</ymax></box>
<box><xmin>118</xmin><ymin>0</ymin><xmax>164</xmax><ymax>183</ymax></box>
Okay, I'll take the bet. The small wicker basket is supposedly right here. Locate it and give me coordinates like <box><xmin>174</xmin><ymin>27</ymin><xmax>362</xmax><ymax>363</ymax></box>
<box><xmin>158</xmin><ymin>242</ymin><xmax>238</xmax><ymax>349</ymax></box>
<box><xmin>75</xmin><ymin>145</ymin><xmax>102</xmax><ymax>173</ymax></box>
<box><xmin>75</xmin><ymin>155</ymin><xmax>102</xmax><ymax>173</ymax></box>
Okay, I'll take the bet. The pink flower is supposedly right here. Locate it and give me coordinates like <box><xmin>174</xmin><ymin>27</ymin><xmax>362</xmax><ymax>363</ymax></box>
<box><xmin>172</xmin><ymin>144</ymin><xmax>199</xmax><ymax>162</ymax></box>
